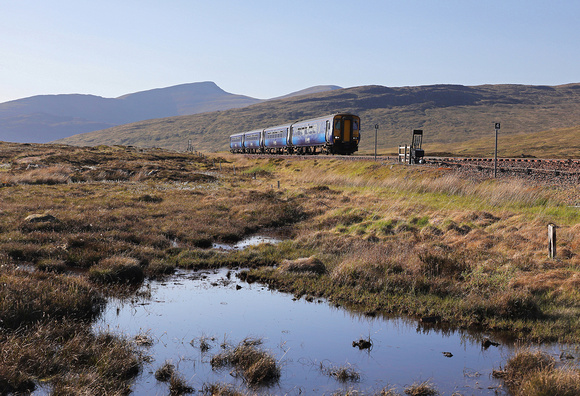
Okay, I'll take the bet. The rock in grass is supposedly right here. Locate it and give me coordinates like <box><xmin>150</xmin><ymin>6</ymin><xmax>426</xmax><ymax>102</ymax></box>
<box><xmin>24</xmin><ymin>213</ymin><xmax>58</xmax><ymax>223</ymax></box>
<box><xmin>277</xmin><ymin>256</ymin><xmax>326</xmax><ymax>275</ymax></box>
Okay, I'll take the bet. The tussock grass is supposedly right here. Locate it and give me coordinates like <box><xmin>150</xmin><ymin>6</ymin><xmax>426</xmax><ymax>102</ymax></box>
<box><xmin>0</xmin><ymin>266</ymin><xmax>104</xmax><ymax>329</ymax></box>
<box><xmin>200</xmin><ymin>383</ymin><xmax>246</xmax><ymax>395</ymax></box>
<box><xmin>518</xmin><ymin>367</ymin><xmax>580</xmax><ymax>396</ymax></box>
<box><xmin>277</xmin><ymin>256</ymin><xmax>326</xmax><ymax>275</ymax></box>
<box><xmin>493</xmin><ymin>349</ymin><xmax>563</xmax><ymax>394</ymax></box>
<box><xmin>0</xmin><ymin>320</ymin><xmax>143</xmax><ymax>394</ymax></box>
<box><xmin>403</xmin><ymin>380</ymin><xmax>439</xmax><ymax>396</ymax></box>
<box><xmin>155</xmin><ymin>361</ymin><xmax>176</xmax><ymax>382</ymax></box>
<box><xmin>210</xmin><ymin>339</ymin><xmax>280</xmax><ymax>386</ymax></box>
<box><xmin>89</xmin><ymin>256</ymin><xmax>144</xmax><ymax>284</ymax></box>
<box><xmin>2</xmin><ymin>165</ymin><xmax>72</xmax><ymax>185</ymax></box>
<box><xmin>320</xmin><ymin>362</ymin><xmax>361</xmax><ymax>383</ymax></box>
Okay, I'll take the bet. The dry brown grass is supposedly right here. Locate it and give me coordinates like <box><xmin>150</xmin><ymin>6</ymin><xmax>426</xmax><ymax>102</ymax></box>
<box><xmin>1</xmin><ymin>165</ymin><xmax>72</xmax><ymax>185</ymax></box>
<box><xmin>0</xmin><ymin>320</ymin><xmax>143</xmax><ymax>394</ymax></box>
<box><xmin>277</xmin><ymin>256</ymin><xmax>326</xmax><ymax>275</ymax></box>
<box><xmin>518</xmin><ymin>367</ymin><xmax>580</xmax><ymax>396</ymax></box>
<box><xmin>210</xmin><ymin>339</ymin><xmax>280</xmax><ymax>386</ymax></box>
<box><xmin>320</xmin><ymin>362</ymin><xmax>361</xmax><ymax>383</ymax></box>
<box><xmin>493</xmin><ymin>349</ymin><xmax>555</xmax><ymax>391</ymax></box>
<box><xmin>403</xmin><ymin>380</ymin><xmax>439</xmax><ymax>396</ymax></box>
<box><xmin>89</xmin><ymin>256</ymin><xmax>144</xmax><ymax>284</ymax></box>
<box><xmin>0</xmin><ymin>266</ymin><xmax>104</xmax><ymax>329</ymax></box>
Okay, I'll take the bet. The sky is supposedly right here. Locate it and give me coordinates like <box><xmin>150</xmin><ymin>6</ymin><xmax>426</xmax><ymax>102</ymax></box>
<box><xmin>0</xmin><ymin>0</ymin><xmax>579</xmax><ymax>103</ymax></box>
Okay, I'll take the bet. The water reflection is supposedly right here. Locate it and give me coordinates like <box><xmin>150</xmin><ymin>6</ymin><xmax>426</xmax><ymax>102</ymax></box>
<box><xmin>93</xmin><ymin>269</ymin><xmax>571</xmax><ymax>395</ymax></box>
<box><xmin>212</xmin><ymin>235</ymin><xmax>282</xmax><ymax>250</ymax></box>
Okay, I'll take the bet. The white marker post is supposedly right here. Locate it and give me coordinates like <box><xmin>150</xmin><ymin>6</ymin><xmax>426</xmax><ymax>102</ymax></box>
<box><xmin>494</xmin><ymin>122</ymin><xmax>500</xmax><ymax>178</ymax></box>
<box><xmin>374</xmin><ymin>124</ymin><xmax>379</xmax><ymax>161</ymax></box>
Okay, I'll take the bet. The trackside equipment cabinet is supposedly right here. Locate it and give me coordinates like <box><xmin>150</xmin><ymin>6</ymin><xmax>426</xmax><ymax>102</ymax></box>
<box><xmin>398</xmin><ymin>129</ymin><xmax>425</xmax><ymax>164</ymax></box>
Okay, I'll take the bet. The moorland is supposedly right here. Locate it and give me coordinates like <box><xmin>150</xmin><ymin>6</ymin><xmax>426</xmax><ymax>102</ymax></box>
<box><xmin>0</xmin><ymin>141</ymin><xmax>579</xmax><ymax>395</ymax></box>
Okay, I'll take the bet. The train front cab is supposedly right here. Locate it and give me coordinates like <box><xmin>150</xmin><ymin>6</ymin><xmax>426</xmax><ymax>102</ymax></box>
<box><xmin>330</xmin><ymin>114</ymin><xmax>360</xmax><ymax>154</ymax></box>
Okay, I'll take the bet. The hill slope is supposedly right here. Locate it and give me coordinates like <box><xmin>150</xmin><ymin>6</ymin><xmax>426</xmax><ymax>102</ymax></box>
<box><xmin>0</xmin><ymin>82</ymin><xmax>261</xmax><ymax>143</ymax></box>
<box><xmin>56</xmin><ymin>83</ymin><xmax>580</xmax><ymax>157</ymax></box>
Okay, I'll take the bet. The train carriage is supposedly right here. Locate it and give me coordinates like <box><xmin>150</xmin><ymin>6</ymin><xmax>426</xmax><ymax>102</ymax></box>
<box><xmin>263</xmin><ymin>124</ymin><xmax>291</xmax><ymax>154</ymax></box>
<box><xmin>243</xmin><ymin>129</ymin><xmax>263</xmax><ymax>154</ymax></box>
<box><xmin>229</xmin><ymin>132</ymin><xmax>244</xmax><ymax>153</ymax></box>
<box><xmin>290</xmin><ymin>117</ymin><xmax>327</xmax><ymax>154</ymax></box>
<box><xmin>290</xmin><ymin>113</ymin><xmax>360</xmax><ymax>155</ymax></box>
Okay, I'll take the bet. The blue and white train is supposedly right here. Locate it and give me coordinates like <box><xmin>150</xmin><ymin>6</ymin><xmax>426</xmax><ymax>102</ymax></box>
<box><xmin>230</xmin><ymin>113</ymin><xmax>361</xmax><ymax>155</ymax></box>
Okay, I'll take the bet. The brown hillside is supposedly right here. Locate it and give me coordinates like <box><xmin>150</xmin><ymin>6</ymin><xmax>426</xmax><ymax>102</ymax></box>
<box><xmin>56</xmin><ymin>83</ymin><xmax>580</xmax><ymax>157</ymax></box>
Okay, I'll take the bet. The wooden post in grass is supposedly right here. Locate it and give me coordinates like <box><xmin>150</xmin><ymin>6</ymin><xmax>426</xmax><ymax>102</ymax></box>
<box><xmin>233</xmin><ymin>165</ymin><xmax>236</xmax><ymax>175</ymax></box>
<box><xmin>277</xmin><ymin>180</ymin><xmax>280</xmax><ymax>189</ymax></box>
<box><xmin>548</xmin><ymin>223</ymin><xmax>557</xmax><ymax>259</ymax></box>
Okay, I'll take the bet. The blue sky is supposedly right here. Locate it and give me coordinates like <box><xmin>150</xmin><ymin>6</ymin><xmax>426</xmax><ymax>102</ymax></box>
<box><xmin>0</xmin><ymin>0</ymin><xmax>578</xmax><ymax>103</ymax></box>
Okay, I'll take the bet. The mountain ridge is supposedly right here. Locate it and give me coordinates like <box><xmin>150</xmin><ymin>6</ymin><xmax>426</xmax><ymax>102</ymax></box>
<box><xmin>0</xmin><ymin>82</ymin><xmax>340</xmax><ymax>143</ymax></box>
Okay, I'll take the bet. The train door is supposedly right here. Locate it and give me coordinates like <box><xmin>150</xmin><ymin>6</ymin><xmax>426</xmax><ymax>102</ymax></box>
<box><xmin>343</xmin><ymin>118</ymin><xmax>352</xmax><ymax>142</ymax></box>
<box><xmin>334</xmin><ymin>115</ymin><xmax>354</xmax><ymax>143</ymax></box>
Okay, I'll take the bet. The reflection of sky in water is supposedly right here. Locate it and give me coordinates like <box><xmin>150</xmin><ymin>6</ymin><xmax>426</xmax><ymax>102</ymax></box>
<box><xmin>93</xmin><ymin>269</ymin><xmax>572</xmax><ymax>395</ymax></box>
<box><xmin>212</xmin><ymin>236</ymin><xmax>282</xmax><ymax>250</ymax></box>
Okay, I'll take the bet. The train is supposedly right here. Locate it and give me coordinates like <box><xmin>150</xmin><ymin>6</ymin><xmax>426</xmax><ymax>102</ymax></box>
<box><xmin>230</xmin><ymin>113</ymin><xmax>361</xmax><ymax>155</ymax></box>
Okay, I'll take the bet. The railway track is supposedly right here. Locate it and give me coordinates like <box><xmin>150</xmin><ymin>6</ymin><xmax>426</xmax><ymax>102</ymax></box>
<box><xmin>242</xmin><ymin>153</ymin><xmax>580</xmax><ymax>184</ymax></box>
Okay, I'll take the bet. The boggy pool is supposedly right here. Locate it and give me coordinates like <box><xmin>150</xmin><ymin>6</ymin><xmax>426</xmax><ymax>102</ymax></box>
<box><xmin>94</xmin><ymin>268</ymin><xmax>575</xmax><ymax>395</ymax></box>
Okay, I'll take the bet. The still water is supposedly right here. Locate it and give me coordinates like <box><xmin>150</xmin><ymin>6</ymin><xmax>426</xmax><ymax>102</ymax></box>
<box><xmin>94</xmin><ymin>268</ymin><xmax>571</xmax><ymax>395</ymax></box>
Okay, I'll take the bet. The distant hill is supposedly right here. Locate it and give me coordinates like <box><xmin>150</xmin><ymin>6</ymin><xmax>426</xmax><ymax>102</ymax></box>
<box><xmin>0</xmin><ymin>82</ymin><xmax>338</xmax><ymax>143</ymax></box>
<box><xmin>56</xmin><ymin>83</ymin><xmax>580</xmax><ymax>157</ymax></box>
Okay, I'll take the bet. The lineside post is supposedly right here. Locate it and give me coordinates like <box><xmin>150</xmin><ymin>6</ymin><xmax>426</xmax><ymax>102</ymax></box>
<box><xmin>374</xmin><ymin>124</ymin><xmax>379</xmax><ymax>161</ymax></box>
<box><xmin>494</xmin><ymin>122</ymin><xmax>500</xmax><ymax>177</ymax></box>
<box><xmin>548</xmin><ymin>223</ymin><xmax>557</xmax><ymax>259</ymax></box>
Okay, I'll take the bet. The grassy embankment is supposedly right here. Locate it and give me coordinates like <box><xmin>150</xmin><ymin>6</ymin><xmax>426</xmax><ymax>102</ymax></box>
<box><xmin>0</xmin><ymin>141</ymin><xmax>579</xmax><ymax>393</ymax></box>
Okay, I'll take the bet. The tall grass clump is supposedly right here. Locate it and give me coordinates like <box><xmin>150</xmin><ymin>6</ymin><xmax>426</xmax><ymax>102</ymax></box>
<box><xmin>210</xmin><ymin>339</ymin><xmax>280</xmax><ymax>386</ymax></box>
<box><xmin>493</xmin><ymin>349</ymin><xmax>556</xmax><ymax>392</ymax></box>
<box><xmin>518</xmin><ymin>368</ymin><xmax>580</xmax><ymax>396</ymax></box>
<box><xmin>404</xmin><ymin>380</ymin><xmax>439</xmax><ymax>395</ymax></box>
<box><xmin>0</xmin><ymin>320</ymin><xmax>143</xmax><ymax>394</ymax></box>
<box><xmin>0</xmin><ymin>266</ymin><xmax>104</xmax><ymax>329</ymax></box>
<box><xmin>89</xmin><ymin>256</ymin><xmax>144</xmax><ymax>284</ymax></box>
<box><xmin>5</xmin><ymin>165</ymin><xmax>72</xmax><ymax>185</ymax></box>
<box><xmin>320</xmin><ymin>362</ymin><xmax>360</xmax><ymax>383</ymax></box>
